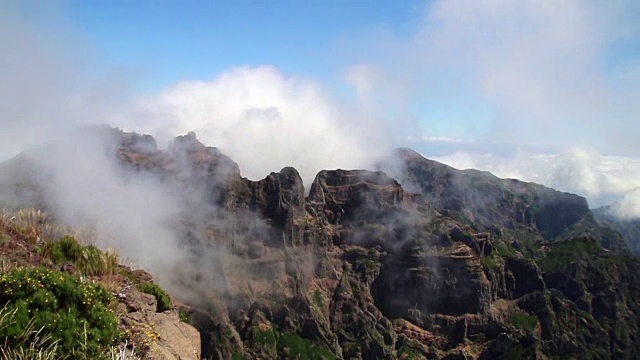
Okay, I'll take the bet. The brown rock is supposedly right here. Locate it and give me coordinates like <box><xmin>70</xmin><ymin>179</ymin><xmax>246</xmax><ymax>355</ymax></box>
<box><xmin>148</xmin><ymin>312</ymin><xmax>201</xmax><ymax>360</ymax></box>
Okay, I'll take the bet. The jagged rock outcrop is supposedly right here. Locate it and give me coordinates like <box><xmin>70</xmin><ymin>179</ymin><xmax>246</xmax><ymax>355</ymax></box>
<box><xmin>247</xmin><ymin>167</ymin><xmax>306</xmax><ymax>246</ymax></box>
<box><xmin>119</xmin><ymin>284</ymin><xmax>201</xmax><ymax>360</ymax></box>
<box><xmin>308</xmin><ymin>169</ymin><xmax>405</xmax><ymax>223</ymax></box>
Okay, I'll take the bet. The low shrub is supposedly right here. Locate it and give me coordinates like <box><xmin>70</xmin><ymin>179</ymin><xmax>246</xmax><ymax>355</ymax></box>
<box><xmin>0</xmin><ymin>307</ymin><xmax>60</xmax><ymax>360</ymax></box>
<box><xmin>509</xmin><ymin>313</ymin><xmax>539</xmax><ymax>333</ymax></box>
<box><xmin>138</xmin><ymin>283</ymin><xmax>172</xmax><ymax>312</ymax></box>
<box><xmin>480</xmin><ymin>254</ymin><xmax>500</xmax><ymax>270</ymax></box>
<box><xmin>541</xmin><ymin>237</ymin><xmax>602</xmax><ymax>272</ymax></box>
<box><xmin>0</xmin><ymin>267</ymin><xmax>121</xmax><ymax>358</ymax></box>
<box><xmin>42</xmin><ymin>236</ymin><xmax>119</xmax><ymax>277</ymax></box>
<box><xmin>47</xmin><ymin>235</ymin><xmax>83</xmax><ymax>264</ymax></box>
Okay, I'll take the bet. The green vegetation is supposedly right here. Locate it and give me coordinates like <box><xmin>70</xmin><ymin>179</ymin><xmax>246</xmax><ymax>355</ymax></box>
<box><xmin>0</xmin><ymin>306</ymin><xmax>60</xmax><ymax>360</ymax></box>
<box><xmin>508</xmin><ymin>313</ymin><xmax>538</xmax><ymax>332</ymax></box>
<box><xmin>254</xmin><ymin>326</ymin><xmax>278</xmax><ymax>347</ymax></box>
<box><xmin>0</xmin><ymin>267</ymin><xmax>121</xmax><ymax>358</ymax></box>
<box><xmin>232</xmin><ymin>351</ymin><xmax>248</xmax><ymax>360</ymax></box>
<box><xmin>138</xmin><ymin>282</ymin><xmax>172</xmax><ymax>312</ymax></box>
<box><xmin>541</xmin><ymin>237</ymin><xmax>602</xmax><ymax>272</ymax></box>
<box><xmin>494</xmin><ymin>242</ymin><xmax>517</xmax><ymax>258</ymax></box>
<box><xmin>480</xmin><ymin>254</ymin><xmax>500</xmax><ymax>270</ymax></box>
<box><xmin>280</xmin><ymin>332</ymin><xmax>336</xmax><ymax>359</ymax></box>
<box><xmin>395</xmin><ymin>336</ymin><xmax>428</xmax><ymax>360</ymax></box>
<box><xmin>178</xmin><ymin>307</ymin><xmax>190</xmax><ymax>323</ymax></box>
<box><xmin>397</xmin><ymin>344</ymin><xmax>426</xmax><ymax>359</ymax></box>
<box><xmin>312</xmin><ymin>289</ymin><xmax>324</xmax><ymax>309</ymax></box>
<box><xmin>251</xmin><ymin>322</ymin><xmax>336</xmax><ymax>359</ymax></box>
<box><xmin>40</xmin><ymin>236</ymin><xmax>119</xmax><ymax>277</ymax></box>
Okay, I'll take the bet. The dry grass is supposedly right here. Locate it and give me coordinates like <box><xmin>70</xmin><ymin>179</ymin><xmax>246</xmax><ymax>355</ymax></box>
<box><xmin>0</xmin><ymin>208</ymin><xmax>123</xmax><ymax>277</ymax></box>
<box><xmin>0</xmin><ymin>259</ymin><xmax>20</xmax><ymax>273</ymax></box>
<box><xmin>108</xmin><ymin>341</ymin><xmax>141</xmax><ymax>360</ymax></box>
<box><xmin>0</xmin><ymin>307</ymin><xmax>60</xmax><ymax>360</ymax></box>
<box><xmin>0</xmin><ymin>208</ymin><xmax>94</xmax><ymax>245</ymax></box>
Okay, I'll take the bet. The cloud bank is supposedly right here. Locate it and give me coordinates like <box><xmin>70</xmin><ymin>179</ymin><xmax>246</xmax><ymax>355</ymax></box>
<box><xmin>111</xmin><ymin>66</ymin><xmax>392</xmax><ymax>186</ymax></box>
<box><xmin>336</xmin><ymin>0</ymin><xmax>640</xmax><ymax>216</ymax></box>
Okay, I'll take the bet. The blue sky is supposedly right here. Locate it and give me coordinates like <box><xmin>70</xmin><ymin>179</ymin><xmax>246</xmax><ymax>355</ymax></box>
<box><xmin>56</xmin><ymin>1</ymin><xmax>426</xmax><ymax>91</ymax></box>
<box><xmin>3</xmin><ymin>0</ymin><xmax>640</xmax><ymax>208</ymax></box>
<box><xmin>10</xmin><ymin>0</ymin><xmax>638</xmax><ymax>148</ymax></box>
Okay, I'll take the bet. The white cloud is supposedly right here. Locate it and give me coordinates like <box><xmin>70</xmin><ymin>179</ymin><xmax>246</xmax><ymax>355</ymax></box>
<box><xmin>113</xmin><ymin>66</ymin><xmax>391</xmax><ymax>186</ymax></box>
<box><xmin>344</xmin><ymin>63</ymin><xmax>379</xmax><ymax>107</ymax></box>
<box><xmin>613</xmin><ymin>188</ymin><xmax>640</xmax><ymax>219</ymax></box>
<box><xmin>342</xmin><ymin>0</ymin><xmax>640</xmax><ymax>155</ymax></box>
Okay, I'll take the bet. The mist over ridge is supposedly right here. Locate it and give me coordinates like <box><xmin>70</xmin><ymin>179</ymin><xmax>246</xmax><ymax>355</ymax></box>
<box><xmin>3</xmin><ymin>1</ymin><xmax>640</xmax><ymax>359</ymax></box>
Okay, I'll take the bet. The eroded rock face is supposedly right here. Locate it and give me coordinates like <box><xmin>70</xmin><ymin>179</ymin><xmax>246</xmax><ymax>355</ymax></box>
<box><xmin>308</xmin><ymin>169</ymin><xmax>405</xmax><ymax>225</ymax></box>
<box><xmin>148</xmin><ymin>312</ymin><xmax>201</xmax><ymax>360</ymax></box>
<box><xmin>118</xmin><ymin>276</ymin><xmax>201</xmax><ymax>360</ymax></box>
<box><xmin>247</xmin><ymin>167</ymin><xmax>306</xmax><ymax>245</ymax></box>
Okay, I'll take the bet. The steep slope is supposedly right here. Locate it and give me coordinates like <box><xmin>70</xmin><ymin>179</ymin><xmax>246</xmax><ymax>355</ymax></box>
<box><xmin>593</xmin><ymin>206</ymin><xmax>640</xmax><ymax>254</ymax></box>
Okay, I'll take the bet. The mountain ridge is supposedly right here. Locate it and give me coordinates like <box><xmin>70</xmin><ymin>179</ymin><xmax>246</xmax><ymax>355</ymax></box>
<box><xmin>1</xmin><ymin>127</ymin><xmax>639</xmax><ymax>359</ymax></box>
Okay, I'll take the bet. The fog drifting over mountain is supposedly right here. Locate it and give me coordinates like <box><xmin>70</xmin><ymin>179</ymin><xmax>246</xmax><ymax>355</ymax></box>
<box><xmin>2</xmin><ymin>0</ymin><xmax>640</xmax><ymax>219</ymax></box>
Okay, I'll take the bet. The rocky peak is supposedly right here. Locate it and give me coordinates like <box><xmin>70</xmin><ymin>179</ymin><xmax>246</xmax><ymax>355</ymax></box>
<box><xmin>169</xmin><ymin>131</ymin><xmax>206</xmax><ymax>154</ymax></box>
<box><xmin>246</xmin><ymin>167</ymin><xmax>306</xmax><ymax>244</ymax></box>
<box><xmin>307</xmin><ymin>169</ymin><xmax>405</xmax><ymax>225</ymax></box>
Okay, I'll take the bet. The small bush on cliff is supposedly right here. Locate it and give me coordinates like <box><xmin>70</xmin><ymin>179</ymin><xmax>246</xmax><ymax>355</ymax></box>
<box><xmin>480</xmin><ymin>254</ymin><xmax>500</xmax><ymax>270</ymax></box>
<box><xmin>509</xmin><ymin>313</ymin><xmax>538</xmax><ymax>333</ymax></box>
<box><xmin>0</xmin><ymin>267</ymin><xmax>121</xmax><ymax>358</ymax></box>
<box><xmin>41</xmin><ymin>236</ymin><xmax>119</xmax><ymax>276</ymax></box>
<box><xmin>138</xmin><ymin>282</ymin><xmax>172</xmax><ymax>312</ymax></box>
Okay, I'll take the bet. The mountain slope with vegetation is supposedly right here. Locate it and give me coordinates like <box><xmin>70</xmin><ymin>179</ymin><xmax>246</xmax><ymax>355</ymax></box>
<box><xmin>0</xmin><ymin>209</ymin><xmax>200</xmax><ymax>359</ymax></box>
<box><xmin>1</xmin><ymin>127</ymin><xmax>639</xmax><ymax>359</ymax></box>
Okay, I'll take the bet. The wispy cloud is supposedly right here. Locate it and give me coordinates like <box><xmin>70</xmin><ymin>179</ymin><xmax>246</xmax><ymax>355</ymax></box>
<box><xmin>341</xmin><ymin>0</ymin><xmax>640</xmax><ymax>155</ymax></box>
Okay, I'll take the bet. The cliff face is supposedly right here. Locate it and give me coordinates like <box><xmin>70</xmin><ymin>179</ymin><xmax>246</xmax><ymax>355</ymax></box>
<box><xmin>593</xmin><ymin>205</ymin><xmax>640</xmax><ymax>254</ymax></box>
<box><xmin>2</xmin><ymin>129</ymin><xmax>638</xmax><ymax>360</ymax></box>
